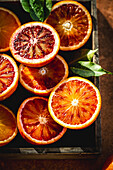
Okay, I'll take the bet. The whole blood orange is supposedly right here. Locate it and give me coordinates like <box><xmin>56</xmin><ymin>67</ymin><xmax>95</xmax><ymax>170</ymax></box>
<box><xmin>102</xmin><ymin>155</ymin><xmax>113</xmax><ymax>170</ymax></box>
<box><xmin>0</xmin><ymin>54</ymin><xmax>19</xmax><ymax>101</ymax></box>
<box><xmin>0</xmin><ymin>7</ymin><xmax>21</xmax><ymax>52</ymax></box>
<box><xmin>19</xmin><ymin>54</ymin><xmax>68</xmax><ymax>96</ymax></box>
<box><xmin>17</xmin><ymin>97</ymin><xmax>67</xmax><ymax>145</ymax></box>
<box><xmin>0</xmin><ymin>104</ymin><xmax>17</xmax><ymax>146</ymax></box>
<box><xmin>45</xmin><ymin>1</ymin><xmax>92</xmax><ymax>51</ymax></box>
<box><xmin>10</xmin><ymin>22</ymin><xmax>60</xmax><ymax>67</ymax></box>
<box><xmin>48</xmin><ymin>77</ymin><xmax>101</xmax><ymax>129</ymax></box>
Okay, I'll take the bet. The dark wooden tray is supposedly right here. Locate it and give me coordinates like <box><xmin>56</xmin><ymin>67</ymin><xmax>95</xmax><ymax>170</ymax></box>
<box><xmin>0</xmin><ymin>0</ymin><xmax>101</xmax><ymax>159</ymax></box>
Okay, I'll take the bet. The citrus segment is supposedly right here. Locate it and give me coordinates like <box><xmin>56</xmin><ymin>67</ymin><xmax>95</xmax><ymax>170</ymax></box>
<box><xmin>0</xmin><ymin>54</ymin><xmax>19</xmax><ymax>101</ymax></box>
<box><xmin>17</xmin><ymin>97</ymin><xmax>67</xmax><ymax>145</ymax></box>
<box><xmin>45</xmin><ymin>1</ymin><xmax>92</xmax><ymax>51</ymax></box>
<box><xmin>48</xmin><ymin>77</ymin><xmax>101</xmax><ymax>129</ymax></box>
<box><xmin>19</xmin><ymin>55</ymin><xmax>68</xmax><ymax>96</ymax></box>
<box><xmin>0</xmin><ymin>104</ymin><xmax>17</xmax><ymax>146</ymax></box>
<box><xmin>0</xmin><ymin>7</ymin><xmax>21</xmax><ymax>52</ymax></box>
<box><xmin>10</xmin><ymin>22</ymin><xmax>60</xmax><ymax>67</ymax></box>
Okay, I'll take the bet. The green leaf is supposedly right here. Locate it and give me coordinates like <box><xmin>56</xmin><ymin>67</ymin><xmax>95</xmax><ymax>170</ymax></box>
<box><xmin>40</xmin><ymin>0</ymin><xmax>44</xmax><ymax>6</ymax></box>
<box><xmin>29</xmin><ymin>8</ymin><xmax>40</xmax><ymax>21</ymax></box>
<box><xmin>46</xmin><ymin>0</ymin><xmax>52</xmax><ymax>11</ymax></box>
<box><xmin>30</xmin><ymin>0</ymin><xmax>44</xmax><ymax>22</ymax></box>
<box><xmin>45</xmin><ymin>0</ymin><xmax>52</xmax><ymax>19</ymax></box>
<box><xmin>78</xmin><ymin>61</ymin><xmax>113</xmax><ymax>76</ymax></box>
<box><xmin>20</xmin><ymin>0</ymin><xmax>52</xmax><ymax>21</ymax></box>
<box><xmin>71</xmin><ymin>67</ymin><xmax>95</xmax><ymax>77</ymax></box>
<box><xmin>20</xmin><ymin>0</ymin><xmax>31</xmax><ymax>13</ymax></box>
<box><xmin>87</xmin><ymin>49</ymin><xmax>98</xmax><ymax>61</ymax></box>
<box><xmin>69</xmin><ymin>49</ymin><xmax>98</xmax><ymax>65</ymax></box>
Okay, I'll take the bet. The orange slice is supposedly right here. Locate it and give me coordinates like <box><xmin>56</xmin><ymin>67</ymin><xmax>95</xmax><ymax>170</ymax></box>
<box><xmin>0</xmin><ymin>54</ymin><xmax>19</xmax><ymax>101</ymax></box>
<box><xmin>0</xmin><ymin>104</ymin><xmax>17</xmax><ymax>146</ymax></box>
<box><xmin>19</xmin><ymin>54</ymin><xmax>69</xmax><ymax>96</ymax></box>
<box><xmin>45</xmin><ymin>1</ymin><xmax>92</xmax><ymax>51</ymax></box>
<box><xmin>48</xmin><ymin>77</ymin><xmax>101</xmax><ymax>129</ymax></box>
<box><xmin>17</xmin><ymin>97</ymin><xmax>67</xmax><ymax>145</ymax></box>
<box><xmin>0</xmin><ymin>7</ymin><xmax>21</xmax><ymax>52</ymax></box>
<box><xmin>10</xmin><ymin>22</ymin><xmax>60</xmax><ymax>67</ymax></box>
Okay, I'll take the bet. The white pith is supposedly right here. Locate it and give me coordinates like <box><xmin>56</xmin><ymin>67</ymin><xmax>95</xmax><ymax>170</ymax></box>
<box><xmin>39</xmin><ymin>67</ymin><xmax>48</xmax><ymax>75</ymax></box>
<box><xmin>71</xmin><ymin>99</ymin><xmax>78</xmax><ymax>106</ymax></box>
<box><xmin>63</xmin><ymin>21</ymin><xmax>73</xmax><ymax>31</ymax></box>
<box><xmin>39</xmin><ymin>115</ymin><xmax>47</xmax><ymax>124</ymax></box>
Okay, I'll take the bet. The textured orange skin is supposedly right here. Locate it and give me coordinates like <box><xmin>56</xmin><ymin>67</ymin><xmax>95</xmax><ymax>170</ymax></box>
<box><xmin>102</xmin><ymin>155</ymin><xmax>113</xmax><ymax>170</ymax></box>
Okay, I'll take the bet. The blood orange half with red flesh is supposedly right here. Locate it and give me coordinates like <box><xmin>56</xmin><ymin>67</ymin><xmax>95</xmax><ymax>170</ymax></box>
<box><xmin>0</xmin><ymin>7</ymin><xmax>21</xmax><ymax>52</ymax></box>
<box><xmin>48</xmin><ymin>77</ymin><xmax>101</xmax><ymax>129</ymax></box>
<box><xmin>45</xmin><ymin>1</ymin><xmax>92</xmax><ymax>51</ymax></box>
<box><xmin>19</xmin><ymin>54</ymin><xmax>68</xmax><ymax>96</ymax></box>
<box><xmin>0</xmin><ymin>104</ymin><xmax>17</xmax><ymax>146</ymax></box>
<box><xmin>10</xmin><ymin>22</ymin><xmax>60</xmax><ymax>67</ymax></box>
<box><xmin>0</xmin><ymin>54</ymin><xmax>19</xmax><ymax>101</ymax></box>
<box><xmin>17</xmin><ymin>97</ymin><xmax>67</xmax><ymax>145</ymax></box>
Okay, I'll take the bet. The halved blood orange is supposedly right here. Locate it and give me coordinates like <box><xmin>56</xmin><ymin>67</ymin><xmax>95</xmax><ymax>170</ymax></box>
<box><xmin>48</xmin><ymin>77</ymin><xmax>101</xmax><ymax>129</ymax></box>
<box><xmin>0</xmin><ymin>7</ymin><xmax>21</xmax><ymax>52</ymax></box>
<box><xmin>10</xmin><ymin>22</ymin><xmax>60</xmax><ymax>67</ymax></box>
<box><xmin>17</xmin><ymin>97</ymin><xmax>67</xmax><ymax>145</ymax></box>
<box><xmin>19</xmin><ymin>54</ymin><xmax>68</xmax><ymax>96</ymax></box>
<box><xmin>45</xmin><ymin>1</ymin><xmax>92</xmax><ymax>51</ymax></box>
<box><xmin>0</xmin><ymin>54</ymin><xmax>19</xmax><ymax>101</ymax></box>
<box><xmin>0</xmin><ymin>104</ymin><xmax>17</xmax><ymax>146</ymax></box>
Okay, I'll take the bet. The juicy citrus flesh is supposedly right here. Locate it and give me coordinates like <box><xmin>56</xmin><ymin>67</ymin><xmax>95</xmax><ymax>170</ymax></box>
<box><xmin>17</xmin><ymin>97</ymin><xmax>67</xmax><ymax>145</ymax></box>
<box><xmin>10</xmin><ymin>22</ymin><xmax>60</xmax><ymax>67</ymax></box>
<box><xmin>0</xmin><ymin>54</ymin><xmax>19</xmax><ymax>101</ymax></box>
<box><xmin>19</xmin><ymin>55</ymin><xmax>69</xmax><ymax>95</ymax></box>
<box><xmin>46</xmin><ymin>1</ymin><xmax>92</xmax><ymax>51</ymax></box>
<box><xmin>48</xmin><ymin>77</ymin><xmax>101</xmax><ymax>129</ymax></box>
<box><xmin>0</xmin><ymin>7</ymin><xmax>21</xmax><ymax>52</ymax></box>
<box><xmin>0</xmin><ymin>104</ymin><xmax>17</xmax><ymax>146</ymax></box>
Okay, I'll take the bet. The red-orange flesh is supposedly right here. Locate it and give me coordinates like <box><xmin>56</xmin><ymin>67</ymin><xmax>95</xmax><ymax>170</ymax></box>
<box><xmin>0</xmin><ymin>55</ymin><xmax>15</xmax><ymax>94</ymax></box>
<box><xmin>17</xmin><ymin>97</ymin><xmax>66</xmax><ymax>145</ymax></box>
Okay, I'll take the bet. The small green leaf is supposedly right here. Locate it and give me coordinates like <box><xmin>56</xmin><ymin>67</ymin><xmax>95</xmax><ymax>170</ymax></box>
<box><xmin>69</xmin><ymin>49</ymin><xmax>98</xmax><ymax>65</ymax></box>
<box><xmin>71</xmin><ymin>67</ymin><xmax>95</xmax><ymax>77</ymax></box>
<box><xmin>30</xmin><ymin>0</ymin><xmax>44</xmax><ymax>22</ymax></box>
<box><xmin>78</xmin><ymin>61</ymin><xmax>113</xmax><ymax>76</ymax></box>
<box><xmin>29</xmin><ymin>8</ymin><xmax>40</xmax><ymax>21</ymax></box>
<box><xmin>20</xmin><ymin>0</ymin><xmax>52</xmax><ymax>21</ymax></box>
<box><xmin>20</xmin><ymin>0</ymin><xmax>31</xmax><ymax>13</ymax></box>
<box><xmin>40</xmin><ymin>0</ymin><xmax>44</xmax><ymax>6</ymax></box>
<box><xmin>87</xmin><ymin>49</ymin><xmax>98</xmax><ymax>61</ymax></box>
<box><xmin>45</xmin><ymin>0</ymin><xmax>52</xmax><ymax>19</ymax></box>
